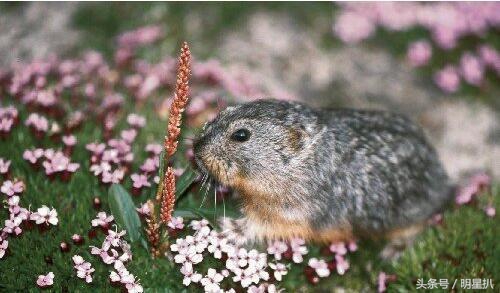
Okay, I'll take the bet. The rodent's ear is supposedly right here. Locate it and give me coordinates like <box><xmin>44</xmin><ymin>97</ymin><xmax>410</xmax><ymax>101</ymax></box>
<box><xmin>287</xmin><ymin>127</ymin><xmax>306</xmax><ymax>152</ymax></box>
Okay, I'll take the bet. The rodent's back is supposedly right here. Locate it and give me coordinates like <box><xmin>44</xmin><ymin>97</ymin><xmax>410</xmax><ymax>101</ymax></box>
<box><xmin>310</xmin><ymin>108</ymin><xmax>452</xmax><ymax>234</ymax></box>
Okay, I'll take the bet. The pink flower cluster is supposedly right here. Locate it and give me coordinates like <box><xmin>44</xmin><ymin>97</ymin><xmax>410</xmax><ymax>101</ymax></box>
<box><xmin>129</xmin><ymin>142</ymin><xmax>164</xmax><ymax>195</ymax></box>
<box><xmin>1</xmin><ymin>178</ymin><xmax>59</xmax><ymax>260</ymax></box>
<box><xmin>170</xmin><ymin>217</ymin><xmax>357</xmax><ymax>292</ymax></box>
<box><xmin>88</xmin><ymin>226</ymin><xmax>142</xmax><ymax>292</ymax></box>
<box><xmin>334</xmin><ymin>3</ymin><xmax>500</xmax><ymax>47</ymax></box>
<box><xmin>23</xmin><ymin>148</ymin><xmax>80</xmax><ymax>181</ymax></box>
<box><xmin>334</xmin><ymin>3</ymin><xmax>500</xmax><ymax>93</ymax></box>
<box><xmin>0</xmin><ymin>105</ymin><xmax>18</xmax><ymax>138</ymax></box>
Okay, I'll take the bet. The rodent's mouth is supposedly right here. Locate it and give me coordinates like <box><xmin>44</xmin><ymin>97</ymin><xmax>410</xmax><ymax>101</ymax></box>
<box><xmin>193</xmin><ymin>151</ymin><xmax>232</xmax><ymax>187</ymax></box>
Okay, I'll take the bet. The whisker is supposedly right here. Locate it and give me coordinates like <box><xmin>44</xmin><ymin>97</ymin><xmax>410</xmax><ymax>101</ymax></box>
<box><xmin>221</xmin><ymin>185</ymin><xmax>226</xmax><ymax>221</ymax></box>
<box><xmin>213</xmin><ymin>178</ymin><xmax>217</xmax><ymax>223</ymax></box>
<box><xmin>199</xmin><ymin>173</ymin><xmax>208</xmax><ymax>191</ymax></box>
<box><xmin>199</xmin><ymin>179</ymin><xmax>211</xmax><ymax>209</ymax></box>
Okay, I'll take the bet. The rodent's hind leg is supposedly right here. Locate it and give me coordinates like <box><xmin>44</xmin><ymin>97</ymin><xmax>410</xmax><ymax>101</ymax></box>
<box><xmin>219</xmin><ymin>217</ymin><xmax>253</xmax><ymax>246</ymax></box>
<box><xmin>380</xmin><ymin>224</ymin><xmax>424</xmax><ymax>261</ymax></box>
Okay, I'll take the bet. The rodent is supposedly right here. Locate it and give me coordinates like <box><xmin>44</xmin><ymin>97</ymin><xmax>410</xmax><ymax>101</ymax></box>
<box><xmin>193</xmin><ymin>99</ymin><xmax>453</xmax><ymax>258</ymax></box>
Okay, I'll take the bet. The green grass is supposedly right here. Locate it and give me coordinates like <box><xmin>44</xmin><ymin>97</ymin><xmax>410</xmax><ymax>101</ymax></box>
<box><xmin>1</xmin><ymin>3</ymin><xmax>499</xmax><ymax>292</ymax></box>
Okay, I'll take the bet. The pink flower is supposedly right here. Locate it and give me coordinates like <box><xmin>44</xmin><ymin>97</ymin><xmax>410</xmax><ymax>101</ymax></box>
<box><xmin>347</xmin><ymin>240</ymin><xmax>358</xmax><ymax>252</ymax></box>
<box><xmin>484</xmin><ymin>205</ymin><xmax>496</xmax><ymax>218</ymax></box>
<box><xmin>103</xmin><ymin>229</ymin><xmax>127</xmax><ymax>251</ymax></box>
<box><xmin>91</xmin><ymin>212</ymin><xmax>114</xmax><ymax>228</ymax></box>
<box><xmin>189</xmin><ymin>219</ymin><xmax>210</xmax><ymax>231</ymax></box>
<box><xmin>1</xmin><ymin>179</ymin><xmax>25</xmax><ymax>196</ymax></box>
<box><xmin>378</xmin><ymin>271</ymin><xmax>396</xmax><ymax>292</ymax></box>
<box><xmin>478</xmin><ymin>45</ymin><xmax>500</xmax><ymax>73</ymax></box>
<box><xmin>140</xmin><ymin>158</ymin><xmax>158</xmax><ymax>173</ymax></box>
<box><xmin>432</xmin><ymin>27</ymin><xmax>458</xmax><ymax>50</ymax></box>
<box><xmin>407</xmin><ymin>40</ymin><xmax>432</xmax><ymax>67</ymax></box>
<box><xmin>121</xmin><ymin>129</ymin><xmax>137</xmax><ymax>144</ymax></box>
<box><xmin>334</xmin><ymin>12</ymin><xmax>375</xmax><ymax>44</ymax></box>
<box><xmin>145</xmin><ymin>143</ymin><xmax>162</xmax><ymax>156</ymax></box>
<box><xmin>72</xmin><ymin>255</ymin><xmax>95</xmax><ymax>283</ymax></box>
<box><xmin>329</xmin><ymin>242</ymin><xmax>347</xmax><ymax>255</ymax></box>
<box><xmin>335</xmin><ymin>254</ymin><xmax>350</xmax><ymax>275</ymax></box>
<box><xmin>0</xmin><ymin>158</ymin><xmax>11</xmax><ymax>174</ymax></box>
<box><xmin>434</xmin><ymin>65</ymin><xmax>460</xmax><ymax>93</ymax></box>
<box><xmin>30</xmin><ymin>205</ymin><xmax>58</xmax><ymax>226</ymax></box>
<box><xmin>290</xmin><ymin>238</ymin><xmax>308</xmax><ymax>263</ymax></box>
<box><xmin>460</xmin><ymin>52</ymin><xmax>484</xmax><ymax>86</ymax></box>
<box><xmin>308</xmin><ymin>258</ymin><xmax>330</xmax><ymax>278</ymax></box>
<box><xmin>62</xmin><ymin>135</ymin><xmax>77</xmax><ymax>146</ymax></box>
<box><xmin>4</xmin><ymin>216</ymin><xmax>23</xmax><ymax>235</ymax></box>
<box><xmin>0</xmin><ymin>237</ymin><xmax>8</xmax><ymax>259</ymax></box>
<box><xmin>136</xmin><ymin>202</ymin><xmax>151</xmax><ymax>216</ymax></box>
<box><xmin>0</xmin><ymin>117</ymin><xmax>13</xmax><ymax>133</ymax></box>
<box><xmin>36</xmin><ymin>272</ymin><xmax>54</xmax><ymax>288</ymax></box>
<box><xmin>23</xmin><ymin>148</ymin><xmax>44</xmax><ymax>164</ymax></box>
<box><xmin>131</xmin><ymin>173</ymin><xmax>150</xmax><ymax>189</ymax></box>
<box><xmin>455</xmin><ymin>172</ymin><xmax>490</xmax><ymax>205</ymax></box>
<box><xmin>25</xmin><ymin>113</ymin><xmax>49</xmax><ymax>132</ymax></box>
<box><xmin>267</xmin><ymin>240</ymin><xmax>288</xmax><ymax>260</ymax></box>
<box><xmin>378</xmin><ymin>272</ymin><xmax>388</xmax><ymax>292</ymax></box>
<box><xmin>168</xmin><ymin>216</ymin><xmax>185</xmax><ymax>230</ymax></box>
<box><xmin>86</xmin><ymin>142</ymin><xmax>106</xmax><ymax>155</ymax></box>
<box><xmin>136</xmin><ymin>74</ymin><xmax>160</xmax><ymax>100</ymax></box>
<box><xmin>102</xmin><ymin>169</ymin><xmax>125</xmax><ymax>184</ymax></box>
<box><xmin>127</xmin><ymin>114</ymin><xmax>146</xmax><ymax>128</ymax></box>
<box><xmin>117</xmin><ymin>25</ymin><xmax>163</xmax><ymax>49</ymax></box>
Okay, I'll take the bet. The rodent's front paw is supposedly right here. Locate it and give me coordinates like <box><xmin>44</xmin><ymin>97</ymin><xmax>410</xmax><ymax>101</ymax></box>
<box><xmin>219</xmin><ymin>217</ymin><xmax>249</xmax><ymax>246</ymax></box>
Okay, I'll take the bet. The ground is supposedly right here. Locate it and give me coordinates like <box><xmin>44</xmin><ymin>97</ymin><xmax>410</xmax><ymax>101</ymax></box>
<box><xmin>0</xmin><ymin>2</ymin><xmax>498</xmax><ymax>292</ymax></box>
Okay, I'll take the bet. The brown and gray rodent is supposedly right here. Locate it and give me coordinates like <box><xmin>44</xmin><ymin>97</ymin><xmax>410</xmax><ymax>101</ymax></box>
<box><xmin>193</xmin><ymin>99</ymin><xmax>453</xmax><ymax>258</ymax></box>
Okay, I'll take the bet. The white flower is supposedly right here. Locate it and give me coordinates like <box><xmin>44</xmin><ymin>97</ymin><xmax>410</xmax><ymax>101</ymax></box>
<box><xmin>189</xmin><ymin>219</ymin><xmax>209</xmax><ymax>231</ymax></box>
<box><xmin>29</xmin><ymin>205</ymin><xmax>58</xmax><ymax>225</ymax></box>
<box><xmin>269</xmin><ymin>262</ymin><xmax>288</xmax><ymax>281</ymax></box>
<box><xmin>174</xmin><ymin>246</ymin><xmax>203</xmax><ymax>265</ymax></box>
<box><xmin>103</xmin><ymin>229</ymin><xmax>126</xmax><ymax>250</ymax></box>
<box><xmin>290</xmin><ymin>237</ymin><xmax>308</xmax><ymax>263</ymax></box>
<box><xmin>201</xmin><ymin>268</ymin><xmax>224</xmax><ymax>293</ymax></box>
<box><xmin>180</xmin><ymin>262</ymin><xmax>202</xmax><ymax>286</ymax></box>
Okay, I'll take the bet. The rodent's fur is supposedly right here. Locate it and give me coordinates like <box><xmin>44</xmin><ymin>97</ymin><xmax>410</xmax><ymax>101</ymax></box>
<box><xmin>193</xmin><ymin>99</ymin><xmax>453</xmax><ymax>253</ymax></box>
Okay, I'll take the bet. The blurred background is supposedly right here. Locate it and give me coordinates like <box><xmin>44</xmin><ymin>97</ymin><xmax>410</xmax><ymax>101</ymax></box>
<box><xmin>1</xmin><ymin>2</ymin><xmax>499</xmax><ymax>179</ymax></box>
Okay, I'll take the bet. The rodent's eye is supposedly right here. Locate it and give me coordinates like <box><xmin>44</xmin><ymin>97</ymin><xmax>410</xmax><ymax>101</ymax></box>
<box><xmin>230</xmin><ymin>128</ymin><xmax>251</xmax><ymax>142</ymax></box>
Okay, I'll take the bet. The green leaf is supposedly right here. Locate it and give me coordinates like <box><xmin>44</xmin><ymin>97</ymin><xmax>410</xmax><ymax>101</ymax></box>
<box><xmin>175</xmin><ymin>166</ymin><xmax>198</xmax><ymax>200</ymax></box>
<box><xmin>108</xmin><ymin>183</ymin><xmax>142</xmax><ymax>242</ymax></box>
<box><xmin>158</xmin><ymin>149</ymin><xmax>166</xmax><ymax>179</ymax></box>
